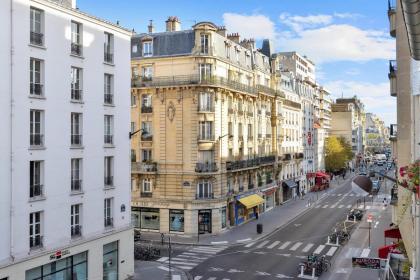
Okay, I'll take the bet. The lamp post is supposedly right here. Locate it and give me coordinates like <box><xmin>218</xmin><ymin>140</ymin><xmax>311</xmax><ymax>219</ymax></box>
<box><xmin>129</xmin><ymin>128</ymin><xmax>146</xmax><ymax>139</ymax></box>
<box><xmin>218</xmin><ymin>133</ymin><xmax>233</xmax><ymax>229</ymax></box>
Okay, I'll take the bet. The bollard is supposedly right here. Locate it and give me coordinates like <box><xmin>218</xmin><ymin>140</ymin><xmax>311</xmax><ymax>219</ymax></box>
<box><xmin>336</xmin><ymin>235</ymin><xmax>339</xmax><ymax>246</ymax></box>
<box><xmin>327</xmin><ymin>236</ymin><xmax>330</xmax><ymax>244</ymax></box>
<box><xmin>312</xmin><ymin>267</ymin><xmax>316</xmax><ymax>278</ymax></box>
<box><xmin>300</xmin><ymin>265</ymin><xmax>304</xmax><ymax>276</ymax></box>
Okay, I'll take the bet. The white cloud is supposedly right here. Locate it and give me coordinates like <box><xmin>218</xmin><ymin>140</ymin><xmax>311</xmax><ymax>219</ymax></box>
<box><xmin>279</xmin><ymin>13</ymin><xmax>332</xmax><ymax>32</ymax></box>
<box><xmin>345</xmin><ymin>68</ymin><xmax>361</xmax><ymax>76</ymax></box>
<box><xmin>222</xmin><ymin>13</ymin><xmax>275</xmax><ymax>40</ymax></box>
<box><xmin>324</xmin><ymin>80</ymin><xmax>396</xmax><ymax>125</ymax></box>
<box><xmin>276</xmin><ymin>24</ymin><xmax>395</xmax><ymax>63</ymax></box>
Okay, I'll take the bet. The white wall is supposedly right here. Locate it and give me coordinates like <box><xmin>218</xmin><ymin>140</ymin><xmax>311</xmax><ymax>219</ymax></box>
<box><xmin>1</xmin><ymin>0</ymin><xmax>132</xmax><ymax>275</ymax></box>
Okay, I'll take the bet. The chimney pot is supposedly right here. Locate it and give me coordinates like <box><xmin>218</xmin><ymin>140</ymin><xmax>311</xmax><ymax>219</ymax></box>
<box><xmin>148</xmin><ymin>20</ymin><xmax>155</xmax><ymax>33</ymax></box>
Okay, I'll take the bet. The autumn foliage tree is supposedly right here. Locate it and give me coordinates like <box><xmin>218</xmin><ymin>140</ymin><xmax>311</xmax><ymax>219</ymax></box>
<box><xmin>325</xmin><ymin>136</ymin><xmax>349</xmax><ymax>172</ymax></box>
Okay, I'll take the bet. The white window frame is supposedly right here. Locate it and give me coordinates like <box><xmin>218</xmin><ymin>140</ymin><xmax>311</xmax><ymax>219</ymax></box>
<box><xmin>142</xmin><ymin>94</ymin><xmax>152</xmax><ymax>107</ymax></box>
<box><xmin>142</xmin><ymin>178</ymin><xmax>152</xmax><ymax>193</ymax></box>
<box><xmin>104</xmin><ymin>198</ymin><xmax>113</xmax><ymax>227</ymax></box>
<box><xmin>71</xmin><ymin>67</ymin><xmax>82</xmax><ymax>100</ymax></box>
<box><xmin>200</xmin><ymin>33</ymin><xmax>210</xmax><ymax>54</ymax></box>
<box><xmin>71</xmin><ymin>158</ymin><xmax>82</xmax><ymax>191</ymax></box>
<box><xmin>30</xmin><ymin>110</ymin><xmax>44</xmax><ymax>147</ymax></box>
<box><xmin>104</xmin><ymin>74</ymin><xmax>114</xmax><ymax>104</ymax></box>
<box><xmin>199</xmin><ymin>121</ymin><xmax>213</xmax><ymax>140</ymax></box>
<box><xmin>142</xmin><ymin>66</ymin><xmax>153</xmax><ymax>79</ymax></box>
<box><xmin>29</xmin><ymin>160</ymin><xmax>43</xmax><ymax>198</ymax></box>
<box><xmin>71</xmin><ymin>113</ymin><xmax>83</xmax><ymax>146</ymax></box>
<box><xmin>30</xmin><ymin>58</ymin><xmax>43</xmax><ymax>96</ymax></box>
<box><xmin>104</xmin><ymin>156</ymin><xmax>114</xmax><ymax>186</ymax></box>
<box><xmin>71</xmin><ymin>21</ymin><xmax>82</xmax><ymax>53</ymax></box>
<box><xmin>199</xmin><ymin>92</ymin><xmax>213</xmax><ymax>111</ymax></box>
<box><xmin>30</xmin><ymin>7</ymin><xmax>43</xmax><ymax>45</ymax></box>
<box><xmin>197</xmin><ymin>180</ymin><xmax>212</xmax><ymax>198</ymax></box>
<box><xmin>104</xmin><ymin>115</ymin><xmax>114</xmax><ymax>145</ymax></box>
<box><xmin>199</xmin><ymin>64</ymin><xmax>212</xmax><ymax>80</ymax></box>
<box><xmin>104</xmin><ymin>32</ymin><xmax>114</xmax><ymax>62</ymax></box>
<box><xmin>71</xmin><ymin>204</ymin><xmax>81</xmax><ymax>236</ymax></box>
<box><xmin>29</xmin><ymin>211</ymin><xmax>42</xmax><ymax>248</ymax></box>
<box><xmin>141</xmin><ymin>122</ymin><xmax>152</xmax><ymax>136</ymax></box>
<box><xmin>143</xmin><ymin>41</ymin><xmax>153</xmax><ymax>57</ymax></box>
<box><xmin>141</xmin><ymin>149</ymin><xmax>152</xmax><ymax>162</ymax></box>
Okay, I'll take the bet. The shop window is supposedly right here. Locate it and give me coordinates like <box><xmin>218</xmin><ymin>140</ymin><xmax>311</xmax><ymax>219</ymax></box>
<box><xmin>103</xmin><ymin>241</ymin><xmax>118</xmax><ymax>280</ymax></box>
<box><xmin>140</xmin><ymin>208</ymin><xmax>159</xmax><ymax>230</ymax></box>
<box><xmin>169</xmin><ymin>210</ymin><xmax>184</xmax><ymax>232</ymax></box>
<box><xmin>221</xmin><ymin>207</ymin><xmax>227</xmax><ymax>229</ymax></box>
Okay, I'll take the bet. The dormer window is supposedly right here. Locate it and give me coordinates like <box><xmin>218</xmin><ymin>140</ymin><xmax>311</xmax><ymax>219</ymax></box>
<box><xmin>143</xmin><ymin>41</ymin><xmax>153</xmax><ymax>57</ymax></box>
<box><xmin>200</xmin><ymin>33</ymin><xmax>210</xmax><ymax>54</ymax></box>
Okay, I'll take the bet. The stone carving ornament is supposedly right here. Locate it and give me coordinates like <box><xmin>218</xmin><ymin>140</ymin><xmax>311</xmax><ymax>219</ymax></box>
<box><xmin>167</xmin><ymin>101</ymin><xmax>176</xmax><ymax>122</ymax></box>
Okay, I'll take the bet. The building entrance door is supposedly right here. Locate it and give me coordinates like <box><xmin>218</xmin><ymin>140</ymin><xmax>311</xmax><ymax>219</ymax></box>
<box><xmin>198</xmin><ymin>210</ymin><xmax>212</xmax><ymax>234</ymax></box>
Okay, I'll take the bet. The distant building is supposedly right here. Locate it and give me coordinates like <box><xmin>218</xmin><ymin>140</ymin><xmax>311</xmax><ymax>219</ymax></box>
<box><xmin>0</xmin><ymin>0</ymin><xmax>133</xmax><ymax>279</ymax></box>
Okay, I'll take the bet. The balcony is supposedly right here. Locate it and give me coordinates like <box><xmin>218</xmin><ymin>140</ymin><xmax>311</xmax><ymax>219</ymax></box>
<box><xmin>140</xmin><ymin>192</ymin><xmax>153</xmax><ymax>198</ymax></box>
<box><xmin>283</xmin><ymin>153</ymin><xmax>292</xmax><ymax>161</ymax></box>
<box><xmin>71</xmin><ymin>179</ymin><xmax>82</xmax><ymax>192</ymax></box>
<box><xmin>29</xmin><ymin>184</ymin><xmax>43</xmax><ymax>198</ymax></box>
<box><xmin>104</xmin><ymin>52</ymin><xmax>114</xmax><ymax>64</ymax></box>
<box><xmin>104</xmin><ymin>217</ymin><xmax>114</xmax><ymax>228</ymax></box>
<box><xmin>198</xmin><ymin>135</ymin><xmax>215</xmax><ymax>142</ymax></box>
<box><xmin>390</xmin><ymin>188</ymin><xmax>398</xmax><ymax>205</ymax></box>
<box><xmin>256</xmin><ymin>84</ymin><xmax>284</xmax><ymax>97</ymax></box>
<box><xmin>132</xmin><ymin>74</ymin><xmax>260</xmax><ymax>96</ymax></box>
<box><xmin>71</xmin><ymin>135</ymin><xmax>83</xmax><ymax>146</ymax></box>
<box><xmin>104</xmin><ymin>135</ymin><xmax>114</xmax><ymax>145</ymax></box>
<box><xmin>71</xmin><ymin>225</ymin><xmax>82</xmax><ymax>238</ymax></box>
<box><xmin>141</xmin><ymin>134</ymin><xmax>153</xmax><ymax>142</ymax></box>
<box><xmin>196</xmin><ymin>193</ymin><xmax>214</xmax><ymax>200</ymax></box>
<box><xmin>71</xmin><ymin>43</ymin><xmax>82</xmax><ymax>56</ymax></box>
<box><xmin>104</xmin><ymin>176</ymin><xmax>114</xmax><ymax>186</ymax></box>
<box><xmin>30</xmin><ymin>134</ymin><xmax>44</xmax><ymax>147</ymax></box>
<box><xmin>195</xmin><ymin>162</ymin><xmax>218</xmax><ymax>173</ymax></box>
<box><xmin>30</xmin><ymin>83</ymin><xmax>43</xmax><ymax>96</ymax></box>
<box><xmin>71</xmin><ymin>89</ymin><xmax>83</xmax><ymax>101</ymax></box>
<box><xmin>247</xmin><ymin>111</ymin><xmax>254</xmax><ymax>117</ymax></box>
<box><xmin>198</xmin><ymin>105</ymin><xmax>215</xmax><ymax>113</ymax></box>
<box><xmin>141</xmin><ymin>106</ymin><xmax>153</xmax><ymax>113</ymax></box>
<box><xmin>389</xmin><ymin>60</ymin><xmax>397</xmax><ymax>97</ymax></box>
<box><xmin>30</xmin><ymin>31</ymin><xmax>44</xmax><ymax>46</ymax></box>
<box><xmin>131</xmin><ymin>162</ymin><xmax>158</xmax><ymax>173</ymax></box>
<box><xmin>104</xmin><ymin>93</ymin><xmax>114</xmax><ymax>105</ymax></box>
<box><xmin>29</xmin><ymin>236</ymin><xmax>43</xmax><ymax>249</ymax></box>
<box><xmin>226</xmin><ymin>155</ymin><xmax>276</xmax><ymax>171</ymax></box>
<box><xmin>295</xmin><ymin>153</ymin><xmax>304</xmax><ymax>159</ymax></box>
<box><xmin>388</xmin><ymin>0</ymin><xmax>396</xmax><ymax>37</ymax></box>
<box><xmin>283</xmin><ymin>99</ymin><xmax>302</xmax><ymax>110</ymax></box>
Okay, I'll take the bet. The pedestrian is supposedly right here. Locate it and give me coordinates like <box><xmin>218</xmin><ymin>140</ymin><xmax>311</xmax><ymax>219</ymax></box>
<box><xmin>342</xmin><ymin>173</ymin><xmax>345</xmax><ymax>180</ymax></box>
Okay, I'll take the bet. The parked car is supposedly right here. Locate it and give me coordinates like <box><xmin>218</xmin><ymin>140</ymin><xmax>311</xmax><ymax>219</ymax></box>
<box><xmin>372</xmin><ymin>180</ymin><xmax>380</xmax><ymax>193</ymax></box>
<box><xmin>348</xmin><ymin>209</ymin><xmax>364</xmax><ymax>221</ymax></box>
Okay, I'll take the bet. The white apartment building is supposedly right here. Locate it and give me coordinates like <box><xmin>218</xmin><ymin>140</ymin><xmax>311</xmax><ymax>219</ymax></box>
<box><xmin>277</xmin><ymin>72</ymin><xmax>304</xmax><ymax>198</ymax></box>
<box><xmin>0</xmin><ymin>0</ymin><xmax>133</xmax><ymax>279</ymax></box>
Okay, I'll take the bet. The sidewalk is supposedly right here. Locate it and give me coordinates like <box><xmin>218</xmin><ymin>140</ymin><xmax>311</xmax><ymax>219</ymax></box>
<box><xmin>324</xmin><ymin>171</ymin><xmax>394</xmax><ymax>280</ymax></box>
<box><xmin>139</xmin><ymin>174</ymin><xmax>354</xmax><ymax>246</ymax></box>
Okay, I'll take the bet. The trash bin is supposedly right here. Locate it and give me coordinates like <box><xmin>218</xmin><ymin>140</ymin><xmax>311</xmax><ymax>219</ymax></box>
<box><xmin>257</xmin><ymin>223</ymin><xmax>263</xmax><ymax>234</ymax></box>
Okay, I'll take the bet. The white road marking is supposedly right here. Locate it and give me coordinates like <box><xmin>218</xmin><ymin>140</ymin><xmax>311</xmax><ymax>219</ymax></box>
<box><xmin>172</xmin><ymin>258</ymin><xmax>200</xmax><ymax>263</ymax></box>
<box><xmin>193</xmin><ymin>277</ymin><xmax>202</xmax><ymax>280</ymax></box>
<box><xmin>279</xmin><ymin>241</ymin><xmax>291</xmax><ymax>249</ymax></box>
<box><xmin>290</xmin><ymin>242</ymin><xmax>303</xmax><ymax>251</ymax></box>
<box><xmin>245</xmin><ymin>242</ymin><xmax>256</xmax><ymax>248</ymax></box>
<box><xmin>165</xmin><ymin>261</ymin><xmax>198</xmax><ymax>266</ymax></box>
<box><xmin>228</xmin><ymin>269</ymin><xmax>244</xmax><ymax>273</ymax></box>
<box><xmin>326</xmin><ymin>246</ymin><xmax>338</xmax><ymax>256</ymax></box>
<box><xmin>313</xmin><ymin>245</ymin><xmax>326</xmax><ymax>255</ymax></box>
<box><xmin>338</xmin><ymin>194</ymin><xmax>342</xmax><ymax>196</ymax></box>
<box><xmin>346</xmin><ymin>205</ymin><xmax>352</xmax><ymax>208</ymax></box>
<box><xmin>361</xmin><ymin>248</ymin><xmax>371</xmax><ymax>257</ymax></box>
<box><xmin>177</xmin><ymin>266</ymin><xmax>194</xmax><ymax>270</ymax></box>
<box><xmin>158</xmin><ymin>266</ymin><xmax>170</xmax><ymax>271</ymax></box>
<box><xmin>330</xmin><ymin>205</ymin><xmax>337</xmax><ymax>208</ymax></box>
<box><xmin>302</xmin><ymin>243</ymin><xmax>314</xmax><ymax>253</ymax></box>
<box><xmin>209</xmin><ymin>267</ymin><xmax>224</xmax><ymax>272</ymax></box>
<box><xmin>207</xmin><ymin>278</ymin><xmax>216</xmax><ymax>280</ymax></box>
<box><xmin>179</xmin><ymin>255</ymin><xmax>207</xmax><ymax>260</ymax></box>
<box><xmin>314</xmin><ymin>205</ymin><xmax>321</xmax><ymax>208</ymax></box>
<box><xmin>366</xmin><ymin>206</ymin><xmax>371</xmax><ymax>210</ymax></box>
<box><xmin>172</xmin><ymin>275</ymin><xmax>181</xmax><ymax>280</ymax></box>
<box><xmin>267</xmin><ymin>241</ymin><xmax>281</xmax><ymax>249</ymax></box>
<box><xmin>338</xmin><ymin>205</ymin><xmax>344</xmax><ymax>208</ymax></box>
<box><xmin>211</xmin><ymin>241</ymin><xmax>228</xmax><ymax>245</ymax></box>
<box><xmin>277</xmin><ymin>253</ymin><xmax>291</xmax><ymax>257</ymax></box>
<box><xmin>256</xmin><ymin>271</ymin><xmax>271</xmax><ymax>276</ymax></box>
<box><xmin>322</xmin><ymin>205</ymin><xmax>329</xmax><ymax>208</ymax></box>
<box><xmin>275</xmin><ymin>274</ymin><xmax>294</xmax><ymax>278</ymax></box>
<box><xmin>256</xmin><ymin>240</ymin><xmax>270</xmax><ymax>248</ymax></box>
<box><xmin>350</xmin><ymin>194</ymin><xmax>354</xmax><ymax>196</ymax></box>
<box><xmin>157</xmin><ymin>257</ymin><xmax>169</xmax><ymax>262</ymax></box>
<box><xmin>181</xmin><ymin>252</ymin><xmax>199</xmax><ymax>256</ymax></box>
<box><xmin>237</xmin><ymin>238</ymin><xmax>252</xmax><ymax>243</ymax></box>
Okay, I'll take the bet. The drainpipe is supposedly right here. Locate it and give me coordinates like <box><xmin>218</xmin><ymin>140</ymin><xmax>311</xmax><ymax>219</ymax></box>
<box><xmin>415</xmin><ymin>199</ymin><xmax>420</xmax><ymax>280</ymax></box>
<box><xmin>9</xmin><ymin>0</ymin><xmax>15</xmax><ymax>262</ymax></box>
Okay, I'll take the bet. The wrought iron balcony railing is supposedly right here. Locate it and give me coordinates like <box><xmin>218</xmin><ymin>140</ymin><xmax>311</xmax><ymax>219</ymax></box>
<box><xmin>131</xmin><ymin>162</ymin><xmax>158</xmax><ymax>173</ymax></box>
<box><xmin>71</xmin><ymin>43</ymin><xmax>82</xmax><ymax>56</ymax></box>
<box><xmin>104</xmin><ymin>93</ymin><xmax>114</xmax><ymax>105</ymax></box>
<box><xmin>141</xmin><ymin>106</ymin><xmax>153</xmax><ymax>113</ymax></box>
<box><xmin>30</xmin><ymin>184</ymin><xmax>43</xmax><ymax>198</ymax></box>
<box><xmin>71</xmin><ymin>225</ymin><xmax>82</xmax><ymax>237</ymax></box>
<box><xmin>30</xmin><ymin>32</ymin><xmax>44</xmax><ymax>46</ymax></box>
<box><xmin>104</xmin><ymin>176</ymin><xmax>114</xmax><ymax>186</ymax></box>
<box><xmin>104</xmin><ymin>217</ymin><xmax>113</xmax><ymax>228</ymax></box>
<box><xmin>195</xmin><ymin>162</ymin><xmax>218</xmax><ymax>173</ymax></box>
<box><xmin>30</xmin><ymin>134</ymin><xmax>44</xmax><ymax>147</ymax></box>
<box><xmin>30</xmin><ymin>83</ymin><xmax>43</xmax><ymax>96</ymax></box>
<box><xmin>71</xmin><ymin>179</ymin><xmax>82</xmax><ymax>192</ymax></box>
<box><xmin>71</xmin><ymin>135</ymin><xmax>83</xmax><ymax>146</ymax></box>
<box><xmin>195</xmin><ymin>193</ymin><xmax>214</xmax><ymax>200</ymax></box>
<box><xmin>71</xmin><ymin>89</ymin><xmax>83</xmax><ymax>101</ymax></box>
<box><xmin>30</xmin><ymin>236</ymin><xmax>43</xmax><ymax>249</ymax></box>
<box><xmin>104</xmin><ymin>52</ymin><xmax>113</xmax><ymax>63</ymax></box>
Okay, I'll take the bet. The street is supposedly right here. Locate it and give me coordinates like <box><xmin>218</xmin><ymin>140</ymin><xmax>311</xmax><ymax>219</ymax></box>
<box><xmin>150</xmin><ymin>176</ymin><xmax>364</xmax><ymax>280</ymax></box>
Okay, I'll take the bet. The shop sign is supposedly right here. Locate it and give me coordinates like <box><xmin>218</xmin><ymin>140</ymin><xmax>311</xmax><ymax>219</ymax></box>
<box><xmin>50</xmin><ymin>249</ymin><xmax>70</xmax><ymax>260</ymax></box>
<box><xmin>307</xmin><ymin>132</ymin><xmax>312</xmax><ymax>145</ymax></box>
<box><xmin>182</xmin><ymin>181</ymin><xmax>191</xmax><ymax>187</ymax></box>
<box><xmin>352</xmin><ymin>257</ymin><xmax>385</xmax><ymax>270</ymax></box>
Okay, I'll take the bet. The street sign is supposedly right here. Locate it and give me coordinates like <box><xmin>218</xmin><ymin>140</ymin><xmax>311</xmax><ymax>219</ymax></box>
<box><xmin>352</xmin><ymin>257</ymin><xmax>386</xmax><ymax>270</ymax></box>
<box><xmin>367</xmin><ymin>214</ymin><xmax>373</xmax><ymax>223</ymax></box>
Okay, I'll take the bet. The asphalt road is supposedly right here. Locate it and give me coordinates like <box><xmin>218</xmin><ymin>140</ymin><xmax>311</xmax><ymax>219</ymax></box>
<box><xmin>184</xmin><ymin>177</ymin><xmax>363</xmax><ymax>280</ymax></box>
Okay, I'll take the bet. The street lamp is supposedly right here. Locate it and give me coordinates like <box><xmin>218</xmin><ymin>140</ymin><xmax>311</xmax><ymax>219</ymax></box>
<box><xmin>129</xmin><ymin>128</ymin><xmax>147</xmax><ymax>139</ymax></box>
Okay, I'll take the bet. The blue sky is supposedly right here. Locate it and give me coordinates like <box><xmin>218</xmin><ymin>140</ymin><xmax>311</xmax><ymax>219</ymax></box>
<box><xmin>79</xmin><ymin>0</ymin><xmax>396</xmax><ymax>125</ymax></box>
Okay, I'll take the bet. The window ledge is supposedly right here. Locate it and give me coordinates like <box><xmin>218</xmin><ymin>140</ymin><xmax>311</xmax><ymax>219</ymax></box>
<box><xmin>29</xmin><ymin>146</ymin><xmax>46</xmax><ymax>150</ymax></box>
<box><xmin>104</xmin><ymin>185</ymin><xmax>116</xmax><ymax>190</ymax></box>
<box><xmin>28</xmin><ymin>43</ymin><xmax>46</xmax><ymax>50</ymax></box>
<box><xmin>70</xmin><ymin>145</ymin><xmax>84</xmax><ymax>150</ymax></box>
<box><xmin>29</xmin><ymin>95</ymin><xmax>46</xmax><ymax>100</ymax></box>
<box><xmin>104</xmin><ymin>144</ymin><xmax>115</xmax><ymax>148</ymax></box>
<box><xmin>70</xmin><ymin>53</ymin><xmax>84</xmax><ymax>59</ymax></box>
<box><xmin>70</xmin><ymin>190</ymin><xmax>84</xmax><ymax>196</ymax></box>
<box><xmin>103</xmin><ymin>103</ymin><xmax>115</xmax><ymax>107</ymax></box>
<box><xmin>104</xmin><ymin>226</ymin><xmax>115</xmax><ymax>233</ymax></box>
<box><xmin>70</xmin><ymin>100</ymin><xmax>84</xmax><ymax>104</ymax></box>
<box><xmin>28</xmin><ymin>196</ymin><xmax>46</xmax><ymax>202</ymax></box>
<box><xmin>103</xmin><ymin>61</ymin><xmax>115</xmax><ymax>67</ymax></box>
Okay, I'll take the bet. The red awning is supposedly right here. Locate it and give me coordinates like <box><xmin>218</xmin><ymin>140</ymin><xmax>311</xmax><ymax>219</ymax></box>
<box><xmin>384</xmin><ymin>228</ymin><xmax>402</xmax><ymax>239</ymax></box>
<box><xmin>306</xmin><ymin>172</ymin><xmax>315</xmax><ymax>179</ymax></box>
<box><xmin>378</xmin><ymin>244</ymin><xmax>398</xmax><ymax>259</ymax></box>
<box><xmin>315</xmin><ymin>171</ymin><xmax>330</xmax><ymax>179</ymax></box>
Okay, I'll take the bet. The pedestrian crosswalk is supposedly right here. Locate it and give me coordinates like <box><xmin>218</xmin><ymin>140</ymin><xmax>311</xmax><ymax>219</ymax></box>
<box><xmin>242</xmin><ymin>240</ymin><xmax>338</xmax><ymax>258</ymax></box>
<box><xmin>314</xmin><ymin>203</ymin><xmax>353</xmax><ymax>209</ymax></box>
<box><xmin>157</xmin><ymin>245</ymin><xmax>227</xmax><ymax>271</ymax></box>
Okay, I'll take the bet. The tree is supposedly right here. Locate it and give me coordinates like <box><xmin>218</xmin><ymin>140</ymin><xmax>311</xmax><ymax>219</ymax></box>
<box><xmin>325</xmin><ymin>136</ymin><xmax>347</xmax><ymax>172</ymax></box>
<box><xmin>338</xmin><ymin>136</ymin><xmax>354</xmax><ymax>162</ymax></box>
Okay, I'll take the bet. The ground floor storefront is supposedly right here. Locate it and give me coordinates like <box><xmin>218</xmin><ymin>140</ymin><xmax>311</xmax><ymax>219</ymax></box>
<box><xmin>0</xmin><ymin>229</ymin><xmax>133</xmax><ymax>280</ymax></box>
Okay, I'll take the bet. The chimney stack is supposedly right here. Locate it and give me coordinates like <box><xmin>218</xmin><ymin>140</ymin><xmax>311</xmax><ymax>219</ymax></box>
<box><xmin>165</xmin><ymin>16</ymin><xmax>181</xmax><ymax>32</ymax></box>
<box><xmin>217</xmin><ymin>26</ymin><xmax>227</xmax><ymax>37</ymax></box>
<box><xmin>227</xmin><ymin>33</ymin><xmax>240</xmax><ymax>44</ymax></box>
<box><xmin>148</xmin><ymin>20</ymin><xmax>155</xmax><ymax>33</ymax></box>
<box><xmin>240</xmin><ymin>38</ymin><xmax>255</xmax><ymax>50</ymax></box>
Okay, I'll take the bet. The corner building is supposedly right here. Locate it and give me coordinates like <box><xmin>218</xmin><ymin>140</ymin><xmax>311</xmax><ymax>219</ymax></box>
<box><xmin>0</xmin><ymin>0</ymin><xmax>134</xmax><ymax>279</ymax></box>
<box><xmin>130</xmin><ymin>20</ymin><xmax>285</xmax><ymax>234</ymax></box>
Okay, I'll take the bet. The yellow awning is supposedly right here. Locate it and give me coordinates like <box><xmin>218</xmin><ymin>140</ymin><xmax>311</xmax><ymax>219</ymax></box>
<box><xmin>238</xmin><ymin>194</ymin><xmax>265</xmax><ymax>209</ymax></box>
